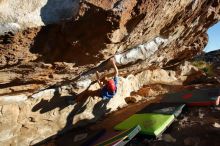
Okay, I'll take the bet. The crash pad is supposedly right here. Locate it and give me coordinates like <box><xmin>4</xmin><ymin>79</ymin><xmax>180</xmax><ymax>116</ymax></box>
<box><xmin>137</xmin><ymin>103</ymin><xmax>185</xmax><ymax>117</ymax></box>
<box><xmin>52</xmin><ymin>129</ymin><xmax>105</xmax><ymax>146</ymax></box>
<box><xmin>114</xmin><ymin>114</ymin><xmax>174</xmax><ymax>137</ymax></box>
<box><xmin>161</xmin><ymin>88</ymin><xmax>219</xmax><ymax>106</ymax></box>
<box><xmin>92</xmin><ymin>125</ymin><xmax>141</xmax><ymax>146</ymax></box>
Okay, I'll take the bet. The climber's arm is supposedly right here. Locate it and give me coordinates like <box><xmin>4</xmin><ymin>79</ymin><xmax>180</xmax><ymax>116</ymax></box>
<box><xmin>96</xmin><ymin>71</ymin><xmax>103</xmax><ymax>88</ymax></box>
<box><xmin>110</xmin><ymin>58</ymin><xmax>119</xmax><ymax>77</ymax></box>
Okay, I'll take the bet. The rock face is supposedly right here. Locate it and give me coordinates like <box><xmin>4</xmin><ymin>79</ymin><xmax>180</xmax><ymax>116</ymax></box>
<box><xmin>0</xmin><ymin>62</ymin><xmax>206</xmax><ymax>146</ymax></box>
<box><xmin>0</xmin><ymin>0</ymin><xmax>220</xmax><ymax>145</ymax></box>
<box><xmin>0</xmin><ymin>0</ymin><xmax>80</xmax><ymax>34</ymax></box>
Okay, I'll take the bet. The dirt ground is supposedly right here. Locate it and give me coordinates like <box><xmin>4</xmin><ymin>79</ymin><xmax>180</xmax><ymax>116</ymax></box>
<box><xmin>128</xmin><ymin>107</ymin><xmax>220</xmax><ymax>146</ymax></box>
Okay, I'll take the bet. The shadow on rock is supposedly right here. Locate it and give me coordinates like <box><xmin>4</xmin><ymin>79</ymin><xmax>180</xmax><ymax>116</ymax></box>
<box><xmin>32</xmin><ymin>89</ymin><xmax>72</xmax><ymax>113</ymax></box>
<box><xmin>32</xmin><ymin>88</ymin><xmax>111</xmax><ymax>145</ymax></box>
<box><xmin>31</xmin><ymin>1</ymin><xmax>115</xmax><ymax>66</ymax></box>
<box><xmin>58</xmin><ymin>90</ymin><xmax>111</xmax><ymax>134</ymax></box>
<box><xmin>40</xmin><ymin>0</ymin><xmax>75</xmax><ymax>25</ymax></box>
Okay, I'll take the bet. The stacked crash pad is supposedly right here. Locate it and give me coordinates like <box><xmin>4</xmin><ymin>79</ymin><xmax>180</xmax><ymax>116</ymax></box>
<box><xmin>137</xmin><ymin>103</ymin><xmax>185</xmax><ymax>117</ymax></box>
<box><xmin>92</xmin><ymin>125</ymin><xmax>141</xmax><ymax>146</ymax></box>
<box><xmin>114</xmin><ymin>88</ymin><xmax>219</xmax><ymax>138</ymax></box>
<box><xmin>89</xmin><ymin>103</ymin><xmax>185</xmax><ymax>145</ymax></box>
<box><xmin>50</xmin><ymin>129</ymin><xmax>104</xmax><ymax>146</ymax></box>
<box><xmin>161</xmin><ymin>88</ymin><xmax>219</xmax><ymax>106</ymax></box>
<box><xmin>114</xmin><ymin>103</ymin><xmax>185</xmax><ymax>137</ymax></box>
<box><xmin>114</xmin><ymin>113</ymin><xmax>175</xmax><ymax>137</ymax></box>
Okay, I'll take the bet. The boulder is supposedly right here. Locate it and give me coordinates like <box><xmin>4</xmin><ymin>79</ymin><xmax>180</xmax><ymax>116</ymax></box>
<box><xmin>0</xmin><ymin>0</ymin><xmax>220</xmax><ymax>145</ymax></box>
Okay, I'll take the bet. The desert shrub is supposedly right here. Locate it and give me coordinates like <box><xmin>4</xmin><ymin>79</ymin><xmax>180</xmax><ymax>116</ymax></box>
<box><xmin>192</xmin><ymin>60</ymin><xmax>214</xmax><ymax>76</ymax></box>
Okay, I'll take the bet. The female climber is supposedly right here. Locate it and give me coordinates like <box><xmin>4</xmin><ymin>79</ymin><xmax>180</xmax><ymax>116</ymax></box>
<box><xmin>67</xmin><ymin>58</ymin><xmax>119</xmax><ymax>104</ymax></box>
<box><xmin>96</xmin><ymin>58</ymin><xmax>119</xmax><ymax>100</ymax></box>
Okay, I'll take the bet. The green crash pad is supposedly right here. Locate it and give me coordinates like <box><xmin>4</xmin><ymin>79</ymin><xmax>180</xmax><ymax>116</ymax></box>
<box><xmin>137</xmin><ymin>103</ymin><xmax>185</xmax><ymax>117</ymax></box>
<box><xmin>94</xmin><ymin>125</ymin><xmax>141</xmax><ymax>146</ymax></box>
<box><xmin>114</xmin><ymin>114</ymin><xmax>174</xmax><ymax>137</ymax></box>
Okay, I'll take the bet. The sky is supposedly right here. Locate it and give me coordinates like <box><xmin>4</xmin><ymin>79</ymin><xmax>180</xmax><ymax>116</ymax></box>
<box><xmin>204</xmin><ymin>21</ymin><xmax>220</xmax><ymax>52</ymax></box>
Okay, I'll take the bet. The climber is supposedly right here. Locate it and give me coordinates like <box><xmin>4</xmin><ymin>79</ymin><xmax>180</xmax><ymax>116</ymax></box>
<box><xmin>66</xmin><ymin>58</ymin><xmax>118</xmax><ymax>104</ymax></box>
<box><xmin>96</xmin><ymin>58</ymin><xmax>119</xmax><ymax>100</ymax></box>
